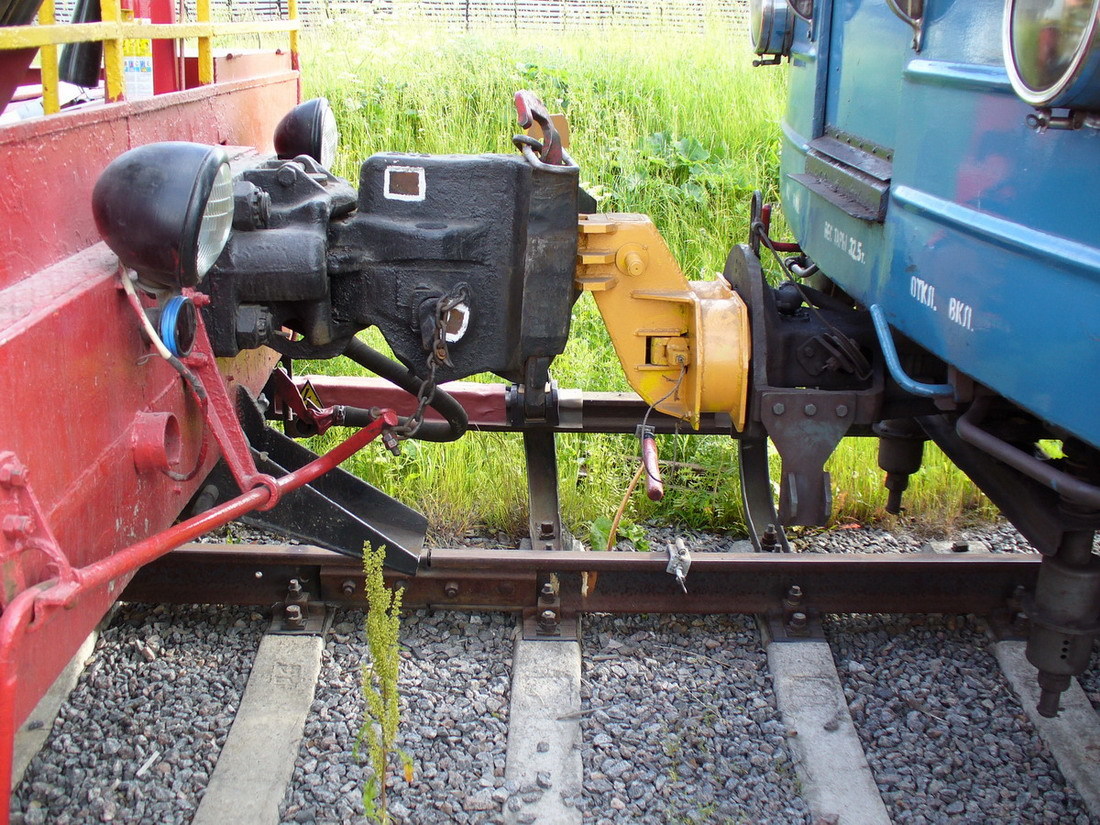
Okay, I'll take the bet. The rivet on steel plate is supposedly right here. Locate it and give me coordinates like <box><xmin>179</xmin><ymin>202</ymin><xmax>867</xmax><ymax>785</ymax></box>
<box><xmin>804</xmin><ymin>404</ymin><xmax>817</xmax><ymax>416</ymax></box>
<box><xmin>2</xmin><ymin>515</ymin><xmax>32</xmax><ymax>539</ymax></box>
<box><xmin>0</xmin><ymin>460</ymin><xmax>27</xmax><ymax>487</ymax></box>
<box><xmin>772</xmin><ymin>403</ymin><xmax>785</xmax><ymax>415</ymax></box>
<box><xmin>836</xmin><ymin>405</ymin><xmax>849</xmax><ymax>417</ymax></box>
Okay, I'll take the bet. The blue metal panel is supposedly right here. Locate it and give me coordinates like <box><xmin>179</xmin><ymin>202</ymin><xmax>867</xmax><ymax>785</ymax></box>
<box><xmin>780</xmin><ymin>0</ymin><xmax>1100</xmax><ymax>449</ymax></box>
<box><xmin>823</xmin><ymin>0</ymin><xmax>912</xmax><ymax>148</ymax></box>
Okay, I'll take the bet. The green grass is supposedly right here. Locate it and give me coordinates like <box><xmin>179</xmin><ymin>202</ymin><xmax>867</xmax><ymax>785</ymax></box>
<box><xmin>293</xmin><ymin>18</ymin><xmax>996</xmax><ymax>541</ymax></box>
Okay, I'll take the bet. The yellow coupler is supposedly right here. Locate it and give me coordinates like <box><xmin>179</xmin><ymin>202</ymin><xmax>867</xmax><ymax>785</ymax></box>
<box><xmin>575</xmin><ymin>213</ymin><xmax>750</xmax><ymax>431</ymax></box>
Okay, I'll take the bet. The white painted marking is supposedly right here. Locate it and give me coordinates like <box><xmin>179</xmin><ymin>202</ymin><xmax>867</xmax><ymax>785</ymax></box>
<box><xmin>909</xmin><ymin>275</ymin><xmax>937</xmax><ymax>311</ymax></box>
<box><xmin>824</xmin><ymin>221</ymin><xmax>866</xmax><ymax>263</ymax></box>
<box><xmin>383</xmin><ymin>165</ymin><xmax>426</xmax><ymax>202</ymax></box>
<box><xmin>948</xmin><ymin>296</ymin><xmax>973</xmax><ymax>331</ymax></box>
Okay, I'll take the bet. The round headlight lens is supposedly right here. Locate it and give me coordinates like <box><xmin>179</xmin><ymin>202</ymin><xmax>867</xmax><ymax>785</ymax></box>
<box><xmin>92</xmin><ymin>142</ymin><xmax>234</xmax><ymax>290</ymax></box>
<box><xmin>1005</xmin><ymin>0</ymin><xmax>1100</xmax><ymax>108</ymax></box>
<box><xmin>195</xmin><ymin>161</ymin><xmax>234</xmax><ymax>279</ymax></box>
<box><xmin>750</xmin><ymin>0</ymin><xmax>796</xmax><ymax>58</ymax></box>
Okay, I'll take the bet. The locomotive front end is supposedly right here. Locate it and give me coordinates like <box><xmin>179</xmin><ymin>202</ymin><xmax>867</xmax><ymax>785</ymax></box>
<box><xmin>754</xmin><ymin>0</ymin><xmax>1100</xmax><ymax>715</ymax></box>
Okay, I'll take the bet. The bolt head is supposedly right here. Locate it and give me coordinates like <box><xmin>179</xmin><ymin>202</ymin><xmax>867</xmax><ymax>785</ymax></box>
<box><xmin>2</xmin><ymin>514</ymin><xmax>31</xmax><ymax>539</ymax></box>
<box><xmin>803</xmin><ymin>404</ymin><xmax>817</xmax><ymax>416</ymax></box>
<box><xmin>772</xmin><ymin>403</ymin><xmax>786</xmax><ymax>416</ymax></box>
<box><xmin>0</xmin><ymin>461</ymin><xmax>27</xmax><ymax>487</ymax></box>
<box><xmin>285</xmin><ymin>604</ymin><xmax>302</xmax><ymax>619</ymax></box>
<box><xmin>444</xmin><ymin>582</ymin><xmax>460</xmax><ymax>598</ymax></box>
<box><xmin>836</xmin><ymin>405</ymin><xmax>849</xmax><ymax>417</ymax></box>
<box><xmin>541</xmin><ymin>609</ymin><xmax>557</xmax><ymax>622</ymax></box>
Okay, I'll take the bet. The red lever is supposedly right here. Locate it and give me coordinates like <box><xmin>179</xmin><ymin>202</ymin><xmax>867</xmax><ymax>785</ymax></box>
<box><xmin>514</xmin><ymin>90</ymin><xmax>563</xmax><ymax>166</ymax></box>
<box><xmin>637</xmin><ymin>425</ymin><xmax>664</xmax><ymax>501</ymax></box>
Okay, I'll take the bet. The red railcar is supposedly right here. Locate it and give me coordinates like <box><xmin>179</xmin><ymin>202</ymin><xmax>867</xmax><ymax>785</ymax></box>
<box><xmin>0</xmin><ymin>7</ymin><xmax>365</xmax><ymax>818</ymax></box>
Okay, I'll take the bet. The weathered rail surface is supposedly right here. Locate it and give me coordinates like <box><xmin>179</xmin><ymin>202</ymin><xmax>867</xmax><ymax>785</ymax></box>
<box><xmin>124</xmin><ymin>542</ymin><xmax>1039</xmax><ymax>617</ymax></box>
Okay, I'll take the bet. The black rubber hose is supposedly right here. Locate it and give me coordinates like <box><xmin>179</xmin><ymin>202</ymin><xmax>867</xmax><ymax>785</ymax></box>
<box><xmin>342</xmin><ymin>337</ymin><xmax>468</xmax><ymax>442</ymax></box>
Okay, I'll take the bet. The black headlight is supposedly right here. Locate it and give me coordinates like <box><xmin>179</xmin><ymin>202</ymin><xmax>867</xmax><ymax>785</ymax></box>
<box><xmin>1004</xmin><ymin>0</ymin><xmax>1100</xmax><ymax>109</ymax></box>
<box><xmin>274</xmin><ymin>98</ymin><xmax>339</xmax><ymax>168</ymax></box>
<box><xmin>92</xmin><ymin>142</ymin><xmax>234</xmax><ymax>290</ymax></box>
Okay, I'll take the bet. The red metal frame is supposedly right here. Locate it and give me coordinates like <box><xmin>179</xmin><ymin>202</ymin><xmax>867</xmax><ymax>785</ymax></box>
<box><xmin>0</xmin><ymin>411</ymin><xmax>394</xmax><ymax>822</ymax></box>
<box><xmin>0</xmin><ymin>57</ymin><xmax>301</xmax><ymax>816</ymax></box>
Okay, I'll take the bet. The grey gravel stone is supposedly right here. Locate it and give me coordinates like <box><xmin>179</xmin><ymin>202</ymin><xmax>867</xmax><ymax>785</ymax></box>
<box><xmin>582</xmin><ymin>613</ymin><xmax>811</xmax><ymax>825</ymax></box>
<box><xmin>826</xmin><ymin>613</ymin><xmax>1093</xmax><ymax>824</ymax></box>
<box><xmin>278</xmin><ymin>609</ymin><xmax>512</xmax><ymax>825</ymax></box>
<box><xmin>11</xmin><ymin>603</ymin><xmax>264</xmax><ymax>824</ymax></box>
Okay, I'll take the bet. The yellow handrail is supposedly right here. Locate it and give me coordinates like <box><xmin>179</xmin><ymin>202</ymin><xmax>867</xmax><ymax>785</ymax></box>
<box><xmin>38</xmin><ymin>0</ymin><xmax>58</xmax><ymax>114</ymax></box>
<box><xmin>1</xmin><ymin>0</ymin><xmax>299</xmax><ymax>114</ymax></box>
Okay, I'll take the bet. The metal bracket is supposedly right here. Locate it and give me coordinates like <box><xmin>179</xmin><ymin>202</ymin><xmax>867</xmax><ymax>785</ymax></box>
<box><xmin>761</xmin><ymin>390</ymin><xmax>855</xmax><ymax>525</ymax></box>
<box><xmin>0</xmin><ymin>452</ymin><xmax>73</xmax><ymax>601</ymax></box>
<box><xmin>523</xmin><ymin>577</ymin><xmax>579</xmax><ymax>641</ymax></box>
<box><xmin>269</xmin><ymin>578</ymin><xmax>334</xmax><ymax>635</ymax></box>
<box><xmin>666</xmin><ymin>538</ymin><xmax>691</xmax><ymax>593</ymax></box>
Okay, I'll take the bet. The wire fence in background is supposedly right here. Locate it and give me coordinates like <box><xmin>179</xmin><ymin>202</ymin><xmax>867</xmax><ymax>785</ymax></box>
<box><xmin>47</xmin><ymin>0</ymin><xmax>747</xmax><ymax>32</ymax></box>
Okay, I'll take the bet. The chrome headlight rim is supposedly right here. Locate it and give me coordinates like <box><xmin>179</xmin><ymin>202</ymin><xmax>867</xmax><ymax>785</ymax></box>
<box><xmin>750</xmin><ymin>0</ymin><xmax>796</xmax><ymax>58</ymax></box>
<box><xmin>1004</xmin><ymin>0</ymin><xmax>1100</xmax><ymax>109</ymax></box>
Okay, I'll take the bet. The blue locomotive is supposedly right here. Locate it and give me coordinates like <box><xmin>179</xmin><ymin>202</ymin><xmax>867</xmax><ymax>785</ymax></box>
<box><xmin>749</xmin><ymin>0</ymin><xmax>1100</xmax><ymax>714</ymax></box>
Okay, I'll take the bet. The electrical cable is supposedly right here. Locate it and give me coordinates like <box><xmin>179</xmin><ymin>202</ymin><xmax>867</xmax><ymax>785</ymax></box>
<box><xmin>119</xmin><ymin>267</ymin><xmax>209</xmax><ymax>481</ymax></box>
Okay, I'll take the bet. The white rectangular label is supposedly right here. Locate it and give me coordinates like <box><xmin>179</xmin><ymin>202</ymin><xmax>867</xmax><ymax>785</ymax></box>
<box><xmin>383</xmin><ymin>165</ymin><xmax>426</xmax><ymax>202</ymax></box>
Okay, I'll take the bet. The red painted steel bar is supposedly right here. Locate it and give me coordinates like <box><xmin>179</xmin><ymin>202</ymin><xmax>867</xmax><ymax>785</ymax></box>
<box><xmin>0</xmin><ymin>412</ymin><xmax>395</xmax><ymax>822</ymax></box>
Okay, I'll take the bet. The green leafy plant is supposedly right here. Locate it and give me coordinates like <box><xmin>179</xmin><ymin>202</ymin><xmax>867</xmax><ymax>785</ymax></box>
<box><xmin>358</xmin><ymin>543</ymin><xmax>405</xmax><ymax>824</ymax></box>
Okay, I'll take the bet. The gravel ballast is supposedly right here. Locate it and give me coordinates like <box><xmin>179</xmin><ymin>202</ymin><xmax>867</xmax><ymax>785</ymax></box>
<box><xmin>827</xmin><ymin>613</ymin><xmax>1094</xmax><ymax>825</ymax></box>
<box><xmin>11</xmin><ymin>603</ymin><xmax>264</xmax><ymax>825</ymax></box>
<box><xmin>581</xmin><ymin>613</ymin><xmax>810</xmax><ymax>825</ymax></box>
<box><xmin>279</xmin><ymin>609</ymin><xmax>514</xmax><ymax>825</ymax></box>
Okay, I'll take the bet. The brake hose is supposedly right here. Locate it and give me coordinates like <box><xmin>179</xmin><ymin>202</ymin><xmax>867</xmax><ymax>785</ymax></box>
<box><xmin>341</xmin><ymin>337</ymin><xmax>468</xmax><ymax>442</ymax></box>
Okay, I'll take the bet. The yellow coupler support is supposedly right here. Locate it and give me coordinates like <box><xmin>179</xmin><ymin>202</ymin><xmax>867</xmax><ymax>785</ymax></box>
<box><xmin>575</xmin><ymin>213</ymin><xmax>751</xmax><ymax>431</ymax></box>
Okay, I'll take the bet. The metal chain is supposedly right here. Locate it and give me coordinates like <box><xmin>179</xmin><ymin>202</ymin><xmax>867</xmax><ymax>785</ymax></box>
<box><xmin>391</xmin><ymin>283</ymin><xmax>469</xmax><ymax>439</ymax></box>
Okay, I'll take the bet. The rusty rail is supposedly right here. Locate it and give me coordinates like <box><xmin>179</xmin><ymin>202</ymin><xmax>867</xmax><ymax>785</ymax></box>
<box><xmin>123</xmin><ymin>542</ymin><xmax>1039</xmax><ymax>617</ymax></box>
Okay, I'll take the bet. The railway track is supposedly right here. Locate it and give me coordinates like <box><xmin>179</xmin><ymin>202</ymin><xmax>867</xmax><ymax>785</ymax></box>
<box><xmin>9</xmin><ymin>532</ymin><xmax>1100</xmax><ymax>824</ymax></box>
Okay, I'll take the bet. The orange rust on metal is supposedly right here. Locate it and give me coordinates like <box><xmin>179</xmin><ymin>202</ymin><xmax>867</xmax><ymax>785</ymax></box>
<box><xmin>575</xmin><ymin>213</ymin><xmax>751</xmax><ymax>430</ymax></box>
<box><xmin>125</xmin><ymin>543</ymin><xmax>1041</xmax><ymax>618</ymax></box>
